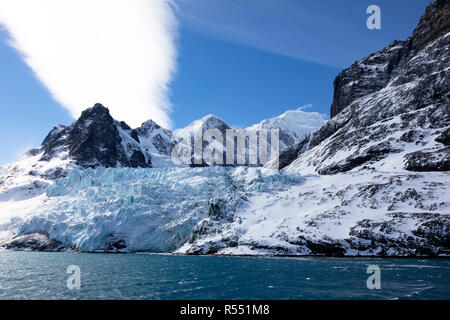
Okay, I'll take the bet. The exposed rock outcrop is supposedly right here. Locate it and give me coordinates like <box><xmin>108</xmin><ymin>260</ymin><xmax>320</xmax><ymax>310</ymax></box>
<box><xmin>275</xmin><ymin>0</ymin><xmax>450</xmax><ymax>174</ymax></box>
<box><xmin>41</xmin><ymin>103</ymin><xmax>151</xmax><ymax>169</ymax></box>
<box><xmin>6</xmin><ymin>232</ymin><xmax>68</xmax><ymax>252</ymax></box>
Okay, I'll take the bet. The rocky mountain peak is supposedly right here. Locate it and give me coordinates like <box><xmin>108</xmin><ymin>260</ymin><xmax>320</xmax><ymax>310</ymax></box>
<box><xmin>132</xmin><ymin>119</ymin><xmax>175</xmax><ymax>157</ymax></box>
<box><xmin>140</xmin><ymin>119</ymin><xmax>162</xmax><ymax>131</ymax></box>
<box><xmin>275</xmin><ymin>0</ymin><xmax>450</xmax><ymax>174</ymax></box>
<box><xmin>40</xmin><ymin>103</ymin><xmax>151</xmax><ymax>169</ymax></box>
<box><xmin>174</xmin><ymin>114</ymin><xmax>230</xmax><ymax>140</ymax></box>
<box><xmin>79</xmin><ymin>102</ymin><xmax>110</xmax><ymax>118</ymax></box>
<box><xmin>202</xmin><ymin>114</ymin><xmax>220</xmax><ymax>120</ymax></box>
<box><xmin>200</xmin><ymin>114</ymin><xmax>230</xmax><ymax>131</ymax></box>
<box><xmin>330</xmin><ymin>0</ymin><xmax>449</xmax><ymax>119</ymax></box>
<box><xmin>411</xmin><ymin>0</ymin><xmax>450</xmax><ymax>51</ymax></box>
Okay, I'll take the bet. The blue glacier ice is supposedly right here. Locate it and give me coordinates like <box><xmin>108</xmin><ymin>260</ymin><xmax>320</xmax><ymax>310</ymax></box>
<box><xmin>16</xmin><ymin>167</ymin><xmax>303</xmax><ymax>252</ymax></box>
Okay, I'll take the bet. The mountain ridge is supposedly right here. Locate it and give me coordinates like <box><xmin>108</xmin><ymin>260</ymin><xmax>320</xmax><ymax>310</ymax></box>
<box><xmin>0</xmin><ymin>103</ymin><xmax>323</xmax><ymax>201</ymax></box>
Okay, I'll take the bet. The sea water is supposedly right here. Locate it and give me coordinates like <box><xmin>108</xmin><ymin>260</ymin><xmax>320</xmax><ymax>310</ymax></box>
<box><xmin>0</xmin><ymin>251</ymin><xmax>449</xmax><ymax>300</ymax></box>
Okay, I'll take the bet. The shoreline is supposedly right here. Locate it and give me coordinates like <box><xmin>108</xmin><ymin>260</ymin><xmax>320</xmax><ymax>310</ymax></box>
<box><xmin>2</xmin><ymin>249</ymin><xmax>449</xmax><ymax>259</ymax></box>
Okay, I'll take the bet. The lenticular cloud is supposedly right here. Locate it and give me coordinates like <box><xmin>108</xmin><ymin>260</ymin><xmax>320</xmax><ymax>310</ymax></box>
<box><xmin>0</xmin><ymin>0</ymin><xmax>178</xmax><ymax>128</ymax></box>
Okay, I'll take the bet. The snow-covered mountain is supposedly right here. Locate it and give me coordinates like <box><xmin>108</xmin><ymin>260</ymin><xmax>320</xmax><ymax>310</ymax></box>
<box><xmin>0</xmin><ymin>0</ymin><xmax>448</xmax><ymax>256</ymax></box>
<box><xmin>37</xmin><ymin>103</ymin><xmax>152</xmax><ymax>169</ymax></box>
<box><xmin>0</xmin><ymin>103</ymin><xmax>322</xmax><ymax>203</ymax></box>
<box><xmin>174</xmin><ymin>114</ymin><xmax>231</xmax><ymax>140</ymax></box>
<box><xmin>173</xmin><ymin>114</ymin><xmax>231</xmax><ymax>166</ymax></box>
<box><xmin>180</xmin><ymin>0</ymin><xmax>449</xmax><ymax>256</ymax></box>
<box><xmin>246</xmin><ymin>107</ymin><xmax>327</xmax><ymax>151</ymax></box>
<box><xmin>270</xmin><ymin>0</ymin><xmax>449</xmax><ymax>174</ymax></box>
<box><xmin>132</xmin><ymin>119</ymin><xmax>176</xmax><ymax>168</ymax></box>
<box><xmin>35</xmin><ymin>103</ymin><xmax>178</xmax><ymax>171</ymax></box>
<box><xmin>173</xmin><ymin>110</ymin><xmax>325</xmax><ymax>166</ymax></box>
<box><xmin>175</xmin><ymin>109</ymin><xmax>326</xmax><ymax>153</ymax></box>
<box><xmin>0</xmin><ymin>103</ymin><xmax>177</xmax><ymax>202</ymax></box>
<box><xmin>245</xmin><ymin>0</ymin><xmax>450</xmax><ymax>256</ymax></box>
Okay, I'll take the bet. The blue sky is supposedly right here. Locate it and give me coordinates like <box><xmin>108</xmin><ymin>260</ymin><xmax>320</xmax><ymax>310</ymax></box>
<box><xmin>0</xmin><ymin>0</ymin><xmax>432</xmax><ymax>164</ymax></box>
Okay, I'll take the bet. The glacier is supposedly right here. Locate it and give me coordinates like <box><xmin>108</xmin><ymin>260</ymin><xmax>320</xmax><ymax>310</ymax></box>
<box><xmin>2</xmin><ymin>167</ymin><xmax>303</xmax><ymax>253</ymax></box>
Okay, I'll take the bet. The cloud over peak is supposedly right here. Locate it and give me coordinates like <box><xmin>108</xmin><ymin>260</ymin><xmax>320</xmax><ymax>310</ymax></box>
<box><xmin>0</xmin><ymin>0</ymin><xmax>178</xmax><ymax>128</ymax></box>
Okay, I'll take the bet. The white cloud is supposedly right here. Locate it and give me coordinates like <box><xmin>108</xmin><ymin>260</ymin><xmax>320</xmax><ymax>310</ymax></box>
<box><xmin>0</xmin><ymin>0</ymin><xmax>178</xmax><ymax>128</ymax></box>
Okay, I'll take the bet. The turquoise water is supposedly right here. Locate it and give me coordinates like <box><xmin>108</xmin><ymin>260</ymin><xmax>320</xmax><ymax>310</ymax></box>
<box><xmin>0</xmin><ymin>251</ymin><xmax>449</xmax><ymax>300</ymax></box>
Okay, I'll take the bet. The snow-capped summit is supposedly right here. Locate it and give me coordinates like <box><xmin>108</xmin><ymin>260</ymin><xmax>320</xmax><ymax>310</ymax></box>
<box><xmin>246</xmin><ymin>107</ymin><xmax>326</xmax><ymax>151</ymax></box>
<box><xmin>171</xmin><ymin>110</ymin><xmax>325</xmax><ymax>166</ymax></box>
<box><xmin>174</xmin><ymin>114</ymin><xmax>231</xmax><ymax>140</ymax></box>
<box><xmin>130</xmin><ymin>119</ymin><xmax>177</xmax><ymax>168</ymax></box>
<box><xmin>172</xmin><ymin>114</ymin><xmax>231</xmax><ymax>166</ymax></box>
<box><xmin>132</xmin><ymin>119</ymin><xmax>175</xmax><ymax>156</ymax></box>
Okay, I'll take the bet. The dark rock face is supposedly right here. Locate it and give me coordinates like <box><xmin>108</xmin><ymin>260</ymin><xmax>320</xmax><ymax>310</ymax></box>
<box><xmin>66</xmin><ymin>105</ymin><xmax>127</xmax><ymax>167</ymax></box>
<box><xmin>278</xmin><ymin>0</ymin><xmax>450</xmax><ymax>174</ymax></box>
<box><xmin>332</xmin><ymin>0</ymin><xmax>449</xmax><ymax>119</ymax></box>
<box><xmin>349</xmin><ymin>212</ymin><xmax>450</xmax><ymax>256</ymax></box>
<box><xmin>330</xmin><ymin>40</ymin><xmax>411</xmax><ymax>119</ymax></box>
<box><xmin>40</xmin><ymin>125</ymin><xmax>69</xmax><ymax>160</ymax></box>
<box><xmin>41</xmin><ymin>103</ymin><xmax>151</xmax><ymax>169</ymax></box>
<box><xmin>317</xmin><ymin>142</ymin><xmax>401</xmax><ymax>175</ymax></box>
<box><xmin>104</xmin><ymin>234</ymin><xmax>128</xmax><ymax>253</ymax></box>
<box><xmin>404</xmin><ymin>147</ymin><xmax>450</xmax><ymax>172</ymax></box>
<box><xmin>436</xmin><ymin>128</ymin><xmax>450</xmax><ymax>146</ymax></box>
<box><xmin>40</xmin><ymin>167</ymin><xmax>68</xmax><ymax>179</ymax></box>
<box><xmin>277</xmin><ymin>135</ymin><xmax>311</xmax><ymax>170</ymax></box>
<box><xmin>6</xmin><ymin>232</ymin><xmax>67</xmax><ymax>252</ymax></box>
<box><xmin>305</xmin><ymin>239</ymin><xmax>346</xmax><ymax>257</ymax></box>
<box><xmin>411</xmin><ymin>0</ymin><xmax>450</xmax><ymax>51</ymax></box>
